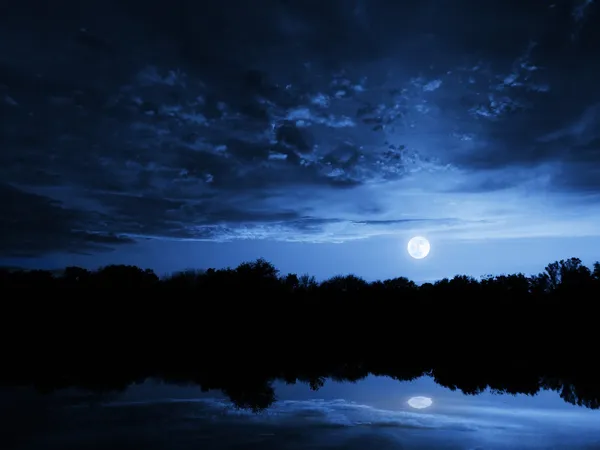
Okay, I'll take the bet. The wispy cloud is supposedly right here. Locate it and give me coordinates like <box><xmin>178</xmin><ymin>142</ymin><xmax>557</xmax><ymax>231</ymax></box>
<box><xmin>99</xmin><ymin>396</ymin><xmax>520</xmax><ymax>433</ymax></box>
<box><xmin>91</xmin><ymin>396</ymin><xmax>600</xmax><ymax>449</ymax></box>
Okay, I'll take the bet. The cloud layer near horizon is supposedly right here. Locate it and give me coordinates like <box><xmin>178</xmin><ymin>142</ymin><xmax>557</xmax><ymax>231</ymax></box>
<box><xmin>1</xmin><ymin>0</ymin><xmax>600</xmax><ymax>256</ymax></box>
<box><xmin>14</xmin><ymin>395</ymin><xmax>599</xmax><ymax>450</ymax></box>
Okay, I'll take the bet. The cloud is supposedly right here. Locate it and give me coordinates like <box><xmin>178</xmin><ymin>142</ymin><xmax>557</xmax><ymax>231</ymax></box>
<box><xmin>450</xmin><ymin>404</ymin><xmax>600</xmax><ymax>428</ymax></box>
<box><xmin>1</xmin><ymin>1</ymin><xmax>600</xmax><ymax>256</ymax></box>
<box><xmin>60</xmin><ymin>396</ymin><xmax>598</xmax><ymax>450</ymax></box>
<box><xmin>0</xmin><ymin>184</ymin><xmax>135</xmax><ymax>256</ymax></box>
<box><xmin>99</xmin><ymin>398</ymin><xmax>520</xmax><ymax>431</ymax></box>
<box><xmin>99</xmin><ymin>397</ymin><xmax>517</xmax><ymax>432</ymax></box>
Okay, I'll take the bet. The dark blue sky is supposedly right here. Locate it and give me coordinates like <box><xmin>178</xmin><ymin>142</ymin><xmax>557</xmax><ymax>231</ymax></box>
<box><xmin>1</xmin><ymin>0</ymin><xmax>599</xmax><ymax>280</ymax></box>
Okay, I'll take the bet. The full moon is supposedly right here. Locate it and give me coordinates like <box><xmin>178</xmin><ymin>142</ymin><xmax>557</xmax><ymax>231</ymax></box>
<box><xmin>407</xmin><ymin>396</ymin><xmax>433</xmax><ymax>409</ymax></box>
<box><xmin>407</xmin><ymin>236</ymin><xmax>430</xmax><ymax>259</ymax></box>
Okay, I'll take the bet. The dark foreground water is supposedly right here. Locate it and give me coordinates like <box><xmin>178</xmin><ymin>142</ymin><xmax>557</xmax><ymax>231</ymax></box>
<box><xmin>2</xmin><ymin>376</ymin><xmax>599</xmax><ymax>450</ymax></box>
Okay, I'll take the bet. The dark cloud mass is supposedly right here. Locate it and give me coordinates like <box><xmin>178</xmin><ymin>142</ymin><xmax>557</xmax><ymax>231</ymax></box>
<box><xmin>0</xmin><ymin>184</ymin><xmax>134</xmax><ymax>255</ymax></box>
<box><xmin>1</xmin><ymin>0</ymin><xmax>600</xmax><ymax>255</ymax></box>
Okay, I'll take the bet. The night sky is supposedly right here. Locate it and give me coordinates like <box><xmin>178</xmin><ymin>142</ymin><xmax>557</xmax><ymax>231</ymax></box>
<box><xmin>2</xmin><ymin>0</ymin><xmax>600</xmax><ymax>281</ymax></box>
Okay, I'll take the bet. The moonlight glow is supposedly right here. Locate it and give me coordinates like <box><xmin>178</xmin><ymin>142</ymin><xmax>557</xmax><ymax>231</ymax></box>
<box><xmin>407</xmin><ymin>396</ymin><xmax>433</xmax><ymax>409</ymax></box>
<box><xmin>407</xmin><ymin>236</ymin><xmax>430</xmax><ymax>259</ymax></box>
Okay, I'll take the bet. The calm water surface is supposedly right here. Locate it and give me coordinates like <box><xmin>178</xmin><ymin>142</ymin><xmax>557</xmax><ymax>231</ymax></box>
<box><xmin>2</xmin><ymin>376</ymin><xmax>599</xmax><ymax>450</ymax></box>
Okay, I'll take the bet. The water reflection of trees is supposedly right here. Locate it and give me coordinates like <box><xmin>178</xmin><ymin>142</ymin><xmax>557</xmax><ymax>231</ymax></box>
<box><xmin>1</xmin><ymin>257</ymin><xmax>599</xmax><ymax>411</ymax></box>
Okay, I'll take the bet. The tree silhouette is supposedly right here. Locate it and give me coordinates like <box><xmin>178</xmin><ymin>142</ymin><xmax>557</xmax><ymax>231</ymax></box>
<box><xmin>593</xmin><ymin>262</ymin><xmax>600</xmax><ymax>280</ymax></box>
<box><xmin>383</xmin><ymin>276</ymin><xmax>417</xmax><ymax>291</ymax></box>
<box><xmin>282</xmin><ymin>273</ymin><xmax>299</xmax><ymax>290</ymax></box>
<box><xmin>61</xmin><ymin>266</ymin><xmax>92</xmax><ymax>286</ymax></box>
<box><xmin>320</xmin><ymin>274</ymin><xmax>368</xmax><ymax>293</ymax></box>
<box><xmin>1</xmin><ymin>257</ymin><xmax>599</xmax><ymax>412</ymax></box>
<box><xmin>298</xmin><ymin>273</ymin><xmax>318</xmax><ymax>290</ymax></box>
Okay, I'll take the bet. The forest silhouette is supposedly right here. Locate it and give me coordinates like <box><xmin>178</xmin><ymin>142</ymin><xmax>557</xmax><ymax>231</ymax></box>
<box><xmin>1</xmin><ymin>257</ymin><xmax>599</xmax><ymax>411</ymax></box>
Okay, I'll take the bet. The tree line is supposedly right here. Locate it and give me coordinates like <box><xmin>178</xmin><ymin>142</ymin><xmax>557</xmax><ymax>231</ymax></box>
<box><xmin>0</xmin><ymin>257</ymin><xmax>598</xmax><ymax>411</ymax></box>
<box><xmin>2</xmin><ymin>256</ymin><xmax>599</xmax><ymax>293</ymax></box>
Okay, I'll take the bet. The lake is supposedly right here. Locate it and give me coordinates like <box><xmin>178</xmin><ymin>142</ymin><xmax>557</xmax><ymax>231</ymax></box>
<box><xmin>2</xmin><ymin>376</ymin><xmax>599</xmax><ymax>450</ymax></box>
